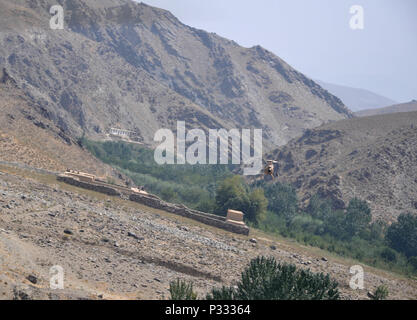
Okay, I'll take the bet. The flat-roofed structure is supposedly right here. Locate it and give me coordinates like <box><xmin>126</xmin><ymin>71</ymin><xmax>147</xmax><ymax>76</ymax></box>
<box><xmin>64</xmin><ymin>170</ymin><xmax>97</xmax><ymax>183</ymax></box>
<box><xmin>109</xmin><ymin>128</ymin><xmax>136</xmax><ymax>139</ymax></box>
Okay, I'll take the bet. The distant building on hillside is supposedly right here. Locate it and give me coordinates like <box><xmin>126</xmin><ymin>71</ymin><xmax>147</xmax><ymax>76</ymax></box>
<box><xmin>109</xmin><ymin>127</ymin><xmax>137</xmax><ymax>139</ymax></box>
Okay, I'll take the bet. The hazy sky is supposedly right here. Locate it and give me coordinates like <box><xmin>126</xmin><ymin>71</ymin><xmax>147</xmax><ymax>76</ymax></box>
<box><xmin>140</xmin><ymin>0</ymin><xmax>416</xmax><ymax>102</ymax></box>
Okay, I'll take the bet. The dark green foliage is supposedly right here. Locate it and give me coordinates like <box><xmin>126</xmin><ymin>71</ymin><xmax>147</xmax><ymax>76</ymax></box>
<box><xmin>215</xmin><ymin>176</ymin><xmax>250</xmax><ymax>215</ymax></box>
<box><xmin>263</xmin><ymin>182</ymin><xmax>298</xmax><ymax>221</ymax></box>
<box><xmin>368</xmin><ymin>220</ymin><xmax>387</xmax><ymax>242</ymax></box>
<box><xmin>386</xmin><ymin>213</ymin><xmax>417</xmax><ymax>258</ymax></box>
<box><xmin>344</xmin><ymin>198</ymin><xmax>372</xmax><ymax>238</ymax></box>
<box><xmin>207</xmin><ymin>257</ymin><xmax>340</xmax><ymax>300</ymax></box>
<box><xmin>380</xmin><ymin>248</ymin><xmax>397</xmax><ymax>262</ymax></box>
<box><xmin>83</xmin><ymin>140</ymin><xmax>235</xmax><ymax>212</ymax></box>
<box><xmin>371</xmin><ymin>285</ymin><xmax>389</xmax><ymax>300</ymax></box>
<box><xmin>322</xmin><ymin>209</ymin><xmax>347</xmax><ymax>239</ymax></box>
<box><xmin>215</xmin><ymin>176</ymin><xmax>267</xmax><ymax>223</ymax></box>
<box><xmin>205</xmin><ymin>286</ymin><xmax>236</xmax><ymax>300</ymax></box>
<box><xmin>169</xmin><ymin>279</ymin><xmax>197</xmax><ymax>300</ymax></box>
<box><xmin>259</xmin><ymin>193</ymin><xmax>415</xmax><ymax>276</ymax></box>
<box><xmin>408</xmin><ymin>256</ymin><xmax>417</xmax><ymax>271</ymax></box>
<box><xmin>307</xmin><ymin>194</ymin><xmax>333</xmax><ymax>220</ymax></box>
<box><xmin>84</xmin><ymin>140</ymin><xmax>417</xmax><ymax>277</ymax></box>
<box><xmin>247</xmin><ymin>188</ymin><xmax>268</xmax><ymax>223</ymax></box>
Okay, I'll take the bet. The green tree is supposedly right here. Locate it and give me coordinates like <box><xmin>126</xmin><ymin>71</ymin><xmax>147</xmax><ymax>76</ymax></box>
<box><xmin>264</xmin><ymin>183</ymin><xmax>298</xmax><ymax>221</ymax></box>
<box><xmin>206</xmin><ymin>256</ymin><xmax>339</xmax><ymax>300</ymax></box>
<box><xmin>307</xmin><ymin>194</ymin><xmax>333</xmax><ymax>220</ymax></box>
<box><xmin>386</xmin><ymin>213</ymin><xmax>417</xmax><ymax>258</ymax></box>
<box><xmin>344</xmin><ymin>198</ymin><xmax>372</xmax><ymax>238</ymax></box>
<box><xmin>323</xmin><ymin>209</ymin><xmax>347</xmax><ymax>239</ymax></box>
<box><xmin>246</xmin><ymin>188</ymin><xmax>268</xmax><ymax>224</ymax></box>
<box><xmin>380</xmin><ymin>248</ymin><xmax>397</xmax><ymax>263</ymax></box>
<box><xmin>215</xmin><ymin>176</ymin><xmax>250</xmax><ymax>216</ymax></box>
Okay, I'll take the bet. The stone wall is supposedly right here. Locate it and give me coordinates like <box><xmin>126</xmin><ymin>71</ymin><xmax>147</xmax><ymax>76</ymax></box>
<box><xmin>57</xmin><ymin>175</ymin><xmax>121</xmax><ymax>196</ymax></box>
<box><xmin>57</xmin><ymin>174</ymin><xmax>250</xmax><ymax>236</ymax></box>
<box><xmin>129</xmin><ymin>193</ymin><xmax>250</xmax><ymax>236</ymax></box>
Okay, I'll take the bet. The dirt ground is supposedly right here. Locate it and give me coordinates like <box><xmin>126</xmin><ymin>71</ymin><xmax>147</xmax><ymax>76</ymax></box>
<box><xmin>0</xmin><ymin>163</ymin><xmax>416</xmax><ymax>300</ymax></box>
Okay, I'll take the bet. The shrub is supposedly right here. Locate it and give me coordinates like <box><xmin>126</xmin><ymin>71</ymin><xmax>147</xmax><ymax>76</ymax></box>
<box><xmin>386</xmin><ymin>213</ymin><xmax>417</xmax><ymax>258</ymax></box>
<box><xmin>307</xmin><ymin>194</ymin><xmax>333</xmax><ymax>220</ymax></box>
<box><xmin>343</xmin><ymin>198</ymin><xmax>372</xmax><ymax>238</ymax></box>
<box><xmin>323</xmin><ymin>209</ymin><xmax>347</xmax><ymax>239</ymax></box>
<box><xmin>380</xmin><ymin>248</ymin><xmax>397</xmax><ymax>262</ymax></box>
<box><xmin>215</xmin><ymin>177</ymin><xmax>267</xmax><ymax>223</ymax></box>
<box><xmin>215</xmin><ymin>176</ymin><xmax>250</xmax><ymax>215</ymax></box>
<box><xmin>169</xmin><ymin>279</ymin><xmax>197</xmax><ymax>300</ymax></box>
<box><xmin>408</xmin><ymin>256</ymin><xmax>417</xmax><ymax>271</ymax></box>
<box><xmin>371</xmin><ymin>285</ymin><xmax>389</xmax><ymax>300</ymax></box>
<box><xmin>246</xmin><ymin>188</ymin><xmax>268</xmax><ymax>224</ymax></box>
<box><xmin>263</xmin><ymin>183</ymin><xmax>298</xmax><ymax>221</ymax></box>
<box><xmin>207</xmin><ymin>256</ymin><xmax>339</xmax><ymax>300</ymax></box>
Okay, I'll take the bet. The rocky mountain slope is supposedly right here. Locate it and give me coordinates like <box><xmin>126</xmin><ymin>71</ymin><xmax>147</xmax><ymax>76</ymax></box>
<box><xmin>316</xmin><ymin>80</ymin><xmax>397</xmax><ymax>112</ymax></box>
<box><xmin>265</xmin><ymin>111</ymin><xmax>417</xmax><ymax>223</ymax></box>
<box><xmin>0</xmin><ymin>68</ymin><xmax>126</xmax><ymax>182</ymax></box>
<box><xmin>1</xmin><ymin>162</ymin><xmax>416</xmax><ymax>300</ymax></box>
<box><xmin>0</xmin><ymin>0</ymin><xmax>351</xmax><ymax>150</ymax></box>
<box><xmin>356</xmin><ymin>100</ymin><xmax>417</xmax><ymax>117</ymax></box>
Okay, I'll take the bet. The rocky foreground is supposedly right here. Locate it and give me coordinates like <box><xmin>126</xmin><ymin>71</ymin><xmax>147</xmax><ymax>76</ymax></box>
<box><xmin>0</xmin><ymin>162</ymin><xmax>416</xmax><ymax>300</ymax></box>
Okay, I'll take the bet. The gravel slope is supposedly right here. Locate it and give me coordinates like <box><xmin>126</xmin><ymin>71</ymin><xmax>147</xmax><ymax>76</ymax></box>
<box><xmin>1</xmin><ymin>163</ymin><xmax>416</xmax><ymax>300</ymax></box>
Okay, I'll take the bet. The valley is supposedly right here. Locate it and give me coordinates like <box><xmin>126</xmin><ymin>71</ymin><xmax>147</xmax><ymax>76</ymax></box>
<box><xmin>0</xmin><ymin>0</ymin><xmax>416</xmax><ymax>301</ymax></box>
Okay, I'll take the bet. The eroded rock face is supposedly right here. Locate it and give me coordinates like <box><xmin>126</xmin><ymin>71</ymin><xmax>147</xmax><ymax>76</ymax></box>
<box><xmin>0</xmin><ymin>0</ymin><xmax>351</xmax><ymax>149</ymax></box>
<box><xmin>265</xmin><ymin>112</ymin><xmax>417</xmax><ymax>222</ymax></box>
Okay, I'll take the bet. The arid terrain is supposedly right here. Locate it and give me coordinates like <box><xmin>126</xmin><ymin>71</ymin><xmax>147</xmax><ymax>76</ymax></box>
<box><xmin>0</xmin><ymin>0</ymin><xmax>416</xmax><ymax>301</ymax></box>
<box><xmin>265</xmin><ymin>111</ymin><xmax>417</xmax><ymax>223</ymax></box>
<box><xmin>1</xmin><ymin>162</ymin><xmax>416</xmax><ymax>300</ymax></box>
<box><xmin>0</xmin><ymin>0</ymin><xmax>351</xmax><ymax>150</ymax></box>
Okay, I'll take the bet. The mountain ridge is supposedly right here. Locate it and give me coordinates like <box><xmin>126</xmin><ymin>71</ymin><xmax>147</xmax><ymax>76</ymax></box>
<box><xmin>356</xmin><ymin>100</ymin><xmax>417</xmax><ymax>117</ymax></box>
<box><xmin>0</xmin><ymin>0</ymin><xmax>352</xmax><ymax>151</ymax></box>
<box><xmin>265</xmin><ymin>111</ymin><xmax>417</xmax><ymax>223</ymax></box>
<box><xmin>316</xmin><ymin>80</ymin><xmax>397</xmax><ymax>112</ymax></box>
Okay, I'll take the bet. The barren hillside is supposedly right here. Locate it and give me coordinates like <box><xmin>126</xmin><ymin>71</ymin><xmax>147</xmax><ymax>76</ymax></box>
<box><xmin>265</xmin><ymin>111</ymin><xmax>417</xmax><ymax>222</ymax></box>
<box><xmin>0</xmin><ymin>0</ymin><xmax>351</xmax><ymax>150</ymax></box>
<box><xmin>0</xmin><ymin>68</ymin><xmax>125</xmax><ymax>181</ymax></box>
<box><xmin>1</xmin><ymin>163</ymin><xmax>416</xmax><ymax>300</ymax></box>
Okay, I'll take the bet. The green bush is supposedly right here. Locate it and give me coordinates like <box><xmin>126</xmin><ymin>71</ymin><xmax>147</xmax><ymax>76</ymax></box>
<box><xmin>263</xmin><ymin>182</ymin><xmax>298</xmax><ymax>221</ymax></box>
<box><xmin>371</xmin><ymin>285</ymin><xmax>389</xmax><ymax>300</ymax></box>
<box><xmin>206</xmin><ymin>256</ymin><xmax>340</xmax><ymax>300</ymax></box>
<box><xmin>386</xmin><ymin>213</ymin><xmax>417</xmax><ymax>258</ymax></box>
<box><xmin>215</xmin><ymin>176</ymin><xmax>267</xmax><ymax>223</ymax></box>
<box><xmin>215</xmin><ymin>176</ymin><xmax>250</xmax><ymax>215</ymax></box>
<box><xmin>344</xmin><ymin>198</ymin><xmax>372</xmax><ymax>238</ymax></box>
<box><xmin>307</xmin><ymin>194</ymin><xmax>333</xmax><ymax>220</ymax></box>
<box><xmin>246</xmin><ymin>188</ymin><xmax>268</xmax><ymax>223</ymax></box>
<box><xmin>408</xmin><ymin>256</ymin><xmax>417</xmax><ymax>271</ymax></box>
<box><xmin>169</xmin><ymin>279</ymin><xmax>197</xmax><ymax>300</ymax></box>
<box><xmin>380</xmin><ymin>248</ymin><xmax>397</xmax><ymax>262</ymax></box>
